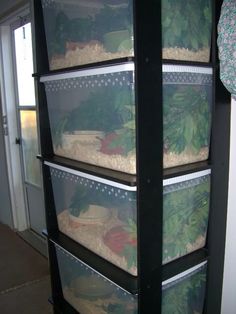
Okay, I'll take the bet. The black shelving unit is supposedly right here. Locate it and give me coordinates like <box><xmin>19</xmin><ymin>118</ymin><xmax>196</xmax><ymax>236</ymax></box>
<box><xmin>31</xmin><ymin>0</ymin><xmax>231</xmax><ymax>313</ymax></box>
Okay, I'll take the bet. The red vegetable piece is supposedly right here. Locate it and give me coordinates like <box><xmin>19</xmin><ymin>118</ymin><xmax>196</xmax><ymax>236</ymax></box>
<box><xmin>103</xmin><ymin>226</ymin><xmax>136</xmax><ymax>255</ymax></box>
<box><xmin>99</xmin><ymin>133</ymin><xmax>124</xmax><ymax>155</ymax></box>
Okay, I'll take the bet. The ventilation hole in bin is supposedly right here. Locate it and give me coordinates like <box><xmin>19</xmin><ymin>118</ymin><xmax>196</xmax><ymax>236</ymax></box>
<box><xmin>49</xmin><ymin>167</ymin><xmax>135</xmax><ymax>202</ymax></box>
<box><xmin>163</xmin><ymin>72</ymin><xmax>212</xmax><ymax>85</ymax></box>
<box><xmin>164</xmin><ymin>175</ymin><xmax>210</xmax><ymax>194</ymax></box>
<box><xmin>45</xmin><ymin>72</ymin><xmax>133</xmax><ymax>92</ymax></box>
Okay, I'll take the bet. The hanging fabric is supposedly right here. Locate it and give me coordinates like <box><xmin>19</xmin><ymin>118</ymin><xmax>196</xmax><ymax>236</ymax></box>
<box><xmin>218</xmin><ymin>0</ymin><xmax>236</xmax><ymax>99</ymax></box>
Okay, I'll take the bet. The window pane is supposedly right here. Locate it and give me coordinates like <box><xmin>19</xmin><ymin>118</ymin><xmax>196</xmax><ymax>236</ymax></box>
<box><xmin>20</xmin><ymin>110</ymin><xmax>40</xmax><ymax>186</ymax></box>
<box><xmin>14</xmin><ymin>23</ymin><xmax>35</xmax><ymax>107</ymax></box>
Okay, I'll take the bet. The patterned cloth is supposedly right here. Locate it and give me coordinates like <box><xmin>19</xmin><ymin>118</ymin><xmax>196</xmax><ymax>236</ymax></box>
<box><xmin>218</xmin><ymin>0</ymin><xmax>236</xmax><ymax>99</ymax></box>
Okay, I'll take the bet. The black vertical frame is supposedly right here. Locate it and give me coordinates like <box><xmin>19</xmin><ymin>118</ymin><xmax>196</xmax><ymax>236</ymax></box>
<box><xmin>41</xmin><ymin>164</ymin><xmax>59</xmax><ymax>233</ymax></box>
<box><xmin>134</xmin><ymin>1</ymin><xmax>163</xmax><ymax>313</ymax></box>
<box><xmin>31</xmin><ymin>0</ymin><xmax>49</xmax><ymax>73</ymax></box>
<box><xmin>48</xmin><ymin>240</ymin><xmax>64</xmax><ymax>302</ymax></box>
<box><xmin>31</xmin><ymin>0</ymin><xmax>53</xmax><ymax>157</ymax></box>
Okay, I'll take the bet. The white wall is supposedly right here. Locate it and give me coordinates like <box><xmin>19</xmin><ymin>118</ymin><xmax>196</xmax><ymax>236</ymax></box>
<box><xmin>221</xmin><ymin>99</ymin><xmax>236</xmax><ymax>314</ymax></box>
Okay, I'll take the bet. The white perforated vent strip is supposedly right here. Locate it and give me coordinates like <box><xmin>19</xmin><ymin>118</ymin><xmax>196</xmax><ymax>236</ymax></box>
<box><xmin>45</xmin><ymin>161</ymin><xmax>136</xmax><ymax>191</ymax></box>
<box><xmin>163</xmin><ymin>64</ymin><xmax>212</xmax><ymax>75</ymax></box>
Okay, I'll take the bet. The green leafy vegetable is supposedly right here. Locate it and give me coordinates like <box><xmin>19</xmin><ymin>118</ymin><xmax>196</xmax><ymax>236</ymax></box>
<box><xmin>162</xmin><ymin>268</ymin><xmax>206</xmax><ymax>314</ymax></box>
<box><xmin>162</xmin><ymin>0</ymin><xmax>212</xmax><ymax>51</ymax></box>
<box><xmin>49</xmin><ymin>11</ymin><xmax>69</xmax><ymax>56</ymax></box>
<box><xmin>94</xmin><ymin>3</ymin><xmax>133</xmax><ymax>41</ymax></box>
<box><xmin>106</xmin><ymin>105</ymin><xmax>135</xmax><ymax>155</ymax></box>
<box><xmin>48</xmin><ymin>1</ymin><xmax>133</xmax><ymax>57</ymax></box>
<box><xmin>69</xmin><ymin>184</ymin><xmax>111</xmax><ymax>217</ymax></box>
<box><xmin>164</xmin><ymin>85</ymin><xmax>211</xmax><ymax>155</ymax></box>
<box><xmin>69</xmin><ymin>185</ymin><xmax>90</xmax><ymax>217</ymax></box>
<box><xmin>163</xmin><ymin>178</ymin><xmax>210</xmax><ymax>263</ymax></box>
<box><xmin>52</xmin><ymin>87</ymin><xmax>134</xmax><ymax>149</ymax></box>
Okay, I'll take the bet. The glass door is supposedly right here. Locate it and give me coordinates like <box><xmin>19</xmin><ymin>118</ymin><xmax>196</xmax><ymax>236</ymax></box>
<box><xmin>12</xmin><ymin>17</ymin><xmax>45</xmax><ymax>234</ymax></box>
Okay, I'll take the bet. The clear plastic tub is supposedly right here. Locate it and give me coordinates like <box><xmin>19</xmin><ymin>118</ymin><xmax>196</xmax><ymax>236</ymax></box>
<box><xmin>162</xmin><ymin>261</ymin><xmax>207</xmax><ymax>314</ymax></box>
<box><xmin>41</xmin><ymin>64</ymin><xmax>212</xmax><ymax>172</ymax></box>
<box><xmin>47</xmin><ymin>162</ymin><xmax>137</xmax><ymax>275</ymax></box>
<box><xmin>54</xmin><ymin>241</ymin><xmax>206</xmax><ymax>314</ymax></box>
<box><xmin>163</xmin><ymin>170</ymin><xmax>211</xmax><ymax>264</ymax></box>
<box><xmin>162</xmin><ymin>0</ymin><xmax>212</xmax><ymax>62</ymax></box>
<box><xmin>41</xmin><ymin>0</ymin><xmax>134</xmax><ymax>70</ymax></box>
<box><xmin>47</xmin><ymin>161</ymin><xmax>210</xmax><ymax>274</ymax></box>
<box><xmin>54</xmin><ymin>242</ymin><xmax>138</xmax><ymax>314</ymax></box>
<box><xmin>41</xmin><ymin>63</ymin><xmax>136</xmax><ymax>174</ymax></box>
<box><xmin>163</xmin><ymin>65</ymin><xmax>212</xmax><ymax>168</ymax></box>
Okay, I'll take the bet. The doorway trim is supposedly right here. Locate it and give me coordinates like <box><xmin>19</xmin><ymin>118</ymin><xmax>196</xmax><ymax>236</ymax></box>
<box><xmin>0</xmin><ymin>20</ymin><xmax>28</xmax><ymax>231</ymax></box>
<box><xmin>0</xmin><ymin>5</ymin><xmax>45</xmax><ymax>236</ymax></box>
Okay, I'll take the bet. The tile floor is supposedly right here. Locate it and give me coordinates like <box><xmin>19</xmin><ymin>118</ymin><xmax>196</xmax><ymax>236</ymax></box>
<box><xmin>0</xmin><ymin>223</ymin><xmax>53</xmax><ymax>314</ymax></box>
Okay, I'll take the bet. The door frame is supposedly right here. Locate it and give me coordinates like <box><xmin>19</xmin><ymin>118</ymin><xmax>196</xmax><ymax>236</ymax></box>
<box><xmin>0</xmin><ymin>5</ymin><xmax>33</xmax><ymax>232</ymax></box>
<box><xmin>11</xmin><ymin>14</ymin><xmax>46</xmax><ymax>234</ymax></box>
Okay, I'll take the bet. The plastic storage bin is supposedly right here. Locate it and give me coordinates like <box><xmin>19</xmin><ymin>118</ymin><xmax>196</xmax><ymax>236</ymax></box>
<box><xmin>47</xmin><ymin>162</ymin><xmax>137</xmax><ymax>276</ymax></box>
<box><xmin>163</xmin><ymin>170</ymin><xmax>211</xmax><ymax>264</ymax></box>
<box><xmin>41</xmin><ymin>63</ymin><xmax>136</xmax><ymax>174</ymax></box>
<box><xmin>54</xmin><ymin>242</ymin><xmax>206</xmax><ymax>314</ymax></box>
<box><xmin>162</xmin><ymin>261</ymin><xmax>207</xmax><ymax>314</ymax></box>
<box><xmin>163</xmin><ymin>65</ymin><xmax>212</xmax><ymax>168</ymax></box>
<box><xmin>54</xmin><ymin>242</ymin><xmax>138</xmax><ymax>314</ymax></box>
<box><xmin>162</xmin><ymin>0</ymin><xmax>212</xmax><ymax>62</ymax></box>
<box><xmin>47</xmin><ymin>161</ymin><xmax>210</xmax><ymax>274</ymax></box>
<box><xmin>41</xmin><ymin>0</ymin><xmax>134</xmax><ymax>70</ymax></box>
